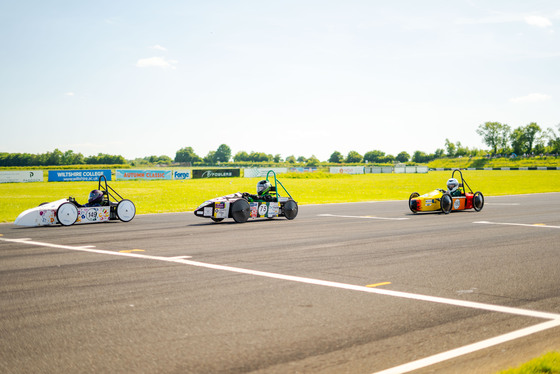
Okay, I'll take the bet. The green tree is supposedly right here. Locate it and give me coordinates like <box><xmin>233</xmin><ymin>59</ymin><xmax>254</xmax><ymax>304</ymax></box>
<box><xmin>546</xmin><ymin>124</ymin><xmax>560</xmax><ymax>153</ymax></box>
<box><xmin>273</xmin><ymin>154</ymin><xmax>282</xmax><ymax>163</ymax></box>
<box><xmin>306</xmin><ymin>155</ymin><xmax>320</xmax><ymax>167</ymax></box>
<box><xmin>524</xmin><ymin>122</ymin><xmax>542</xmax><ymax>154</ymax></box>
<box><xmin>445</xmin><ymin>139</ymin><xmax>456</xmax><ymax>157</ymax></box>
<box><xmin>175</xmin><ymin>147</ymin><xmax>201</xmax><ymax>164</ymax></box>
<box><xmin>363</xmin><ymin>150</ymin><xmax>385</xmax><ymax>163</ymax></box>
<box><xmin>285</xmin><ymin>155</ymin><xmax>296</xmax><ymax>164</ymax></box>
<box><xmin>328</xmin><ymin>151</ymin><xmax>344</xmax><ymax>163</ymax></box>
<box><xmin>233</xmin><ymin>151</ymin><xmax>250</xmax><ymax>162</ymax></box>
<box><xmin>203</xmin><ymin>151</ymin><xmax>216</xmax><ymax>164</ymax></box>
<box><xmin>476</xmin><ymin>122</ymin><xmax>511</xmax><ymax>155</ymax></box>
<box><xmin>396</xmin><ymin>151</ymin><xmax>410</xmax><ymax>163</ymax></box>
<box><xmin>345</xmin><ymin>150</ymin><xmax>363</xmax><ymax>163</ymax></box>
<box><xmin>214</xmin><ymin>144</ymin><xmax>231</xmax><ymax>163</ymax></box>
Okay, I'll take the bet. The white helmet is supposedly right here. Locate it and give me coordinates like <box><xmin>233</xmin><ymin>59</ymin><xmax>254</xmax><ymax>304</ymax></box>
<box><xmin>256</xmin><ymin>180</ymin><xmax>272</xmax><ymax>196</ymax></box>
<box><xmin>446</xmin><ymin>178</ymin><xmax>459</xmax><ymax>193</ymax></box>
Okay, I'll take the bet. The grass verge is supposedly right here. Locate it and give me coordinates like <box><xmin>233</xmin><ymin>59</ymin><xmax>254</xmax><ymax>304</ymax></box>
<box><xmin>1</xmin><ymin>170</ymin><xmax>559</xmax><ymax>223</ymax></box>
<box><xmin>497</xmin><ymin>351</ymin><xmax>560</xmax><ymax>374</ymax></box>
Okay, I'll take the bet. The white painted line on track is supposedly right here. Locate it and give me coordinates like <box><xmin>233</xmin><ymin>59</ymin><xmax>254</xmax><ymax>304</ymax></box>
<box><xmin>318</xmin><ymin>214</ymin><xmax>409</xmax><ymax>221</ymax></box>
<box><xmin>2</xmin><ymin>237</ymin><xmax>559</xmax><ymax>321</ymax></box>
<box><xmin>371</xmin><ymin>319</ymin><xmax>560</xmax><ymax>374</ymax></box>
<box><xmin>474</xmin><ymin>221</ymin><xmax>560</xmax><ymax>229</ymax></box>
<box><xmin>3</xmin><ymin>236</ymin><xmax>560</xmax><ymax>373</ymax></box>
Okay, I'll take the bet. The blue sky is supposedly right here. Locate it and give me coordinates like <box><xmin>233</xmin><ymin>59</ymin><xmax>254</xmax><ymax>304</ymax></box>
<box><xmin>1</xmin><ymin>1</ymin><xmax>559</xmax><ymax>161</ymax></box>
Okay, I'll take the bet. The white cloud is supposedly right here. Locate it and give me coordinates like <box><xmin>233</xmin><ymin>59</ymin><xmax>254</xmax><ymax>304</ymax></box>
<box><xmin>136</xmin><ymin>56</ymin><xmax>178</xmax><ymax>69</ymax></box>
<box><xmin>524</xmin><ymin>15</ymin><xmax>552</xmax><ymax>28</ymax></box>
<box><xmin>510</xmin><ymin>93</ymin><xmax>551</xmax><ymax>103</ymax></box>
<box><xmin>65</xmin><ymin>92</ymin><xmax>75</xmax><ymax>96</ymax></box>
<box><xmin>151</xmin><ymin>44</ymin><xmax>167</xmax><ymax>51</ymax></box>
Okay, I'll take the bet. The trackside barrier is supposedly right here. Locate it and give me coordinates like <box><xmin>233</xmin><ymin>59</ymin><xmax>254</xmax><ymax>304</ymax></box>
<box><xmin>48</xmin><ymin>169</ymin><xmax>111</xmax><ymax>182</ymax></box>
<box><xmin>244</xmin><ymin>168</ymin><xmax>287</xmax><ymax>178</ymax></box>
<box><xmin>330</xmin><ymin>166</ymin><xmax>364</xmax><ymax>174</ymax></box>
<box><xmin>0</xmin><ymin>170</ymin><xmax>44</xmax><ymax>183</ymax></box>
<box><xmin>115</xmin><ymin>169</ymin><xmax>172</xmax><ymax>180</ymax></box>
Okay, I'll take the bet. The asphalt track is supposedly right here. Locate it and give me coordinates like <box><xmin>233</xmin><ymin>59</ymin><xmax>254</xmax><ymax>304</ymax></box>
<box><xmin>1</xmin><ymin>193</ymin><xmax>559</xmax><ymax>374</ymax></box>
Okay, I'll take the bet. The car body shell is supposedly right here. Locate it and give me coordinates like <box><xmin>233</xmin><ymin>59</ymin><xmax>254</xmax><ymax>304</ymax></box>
<box><xmin>14</xmin><ymin>176</ymin><xmax>136</xmax><ymax>226</ymax></box>
<box><xmin>409</xmin><ymin>169</ymin><xmax>484</xmax><ymax>214</ymax></box>
<box><xmin>194</xmin><ymin>193</ymin><xmax>298</xmax><ymax>223</ymax></box>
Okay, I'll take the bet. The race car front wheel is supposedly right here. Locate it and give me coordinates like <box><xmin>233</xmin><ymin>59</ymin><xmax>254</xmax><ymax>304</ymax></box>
<box><xmin>117</xmin><ymin>199</ymin><xmax>136</xmax><ymax>222</ymax></box>
<box><xmin>57</xmin><ymin>202</ymin><xmax>78</xmax><ymax>226</ymax></box>
<box><xmin>231</xmin><ymin>199</ymin><xmax>250</xmax><ymax>223</ymax></box>
<box><xmin>283</xmin><ymin>200</ymin><xmax>298</xmax><ymax>220</ymax></box>
<box><xmin>473</xmin><ymin>191</ymin><xmax>484</xmax><ymax>212</ymax></box>
<box><xmin>440</xmin><ymin>193</ymin><xmax>453</xmax><ymax>214</ymax></box>
<box><xmin>409</xmin><ymin>192</ymin><xmax>420</xmax><ymax>213</ymax></box>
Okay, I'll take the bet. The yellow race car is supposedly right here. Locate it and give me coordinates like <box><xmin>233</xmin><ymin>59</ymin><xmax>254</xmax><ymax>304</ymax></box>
<box><xmin>409</xmin><ymin>169</ymin><xmax>484</xmax><ymax>214</ymax></box>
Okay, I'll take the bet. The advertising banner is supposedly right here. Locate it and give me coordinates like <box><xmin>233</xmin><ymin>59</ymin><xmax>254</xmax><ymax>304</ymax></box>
<box><xmin>192</xmin><ymin>169</ymin><xmax>240</xmax><ymax>179</ymax></box>
<box><xmin>243</xmin><ymin>168</ymin><xmax>287</xmax><ymax>178</ymax></box>
<box><xmin>0</xmin><ymin>170</ymin><xmax>44</xmax><ymax>183</ymax></box>
<box><xmin>115</xmin><ymin>169</ymin><xmax>172</xmax><ymax>180</ymax></box>
<box><xmin>329</xmin><ymin>166</ymin><xmax>364</xmax><ymax>175</ymax></box>
<box><xmin>48</xmin><ymin>169</ymin><xmax>111</xmax><ymax>182</ymax></box>
<box><xmin>173</xmin><ymin>169</ymin><xmax>192</xmax><ymax>180</ymax></box>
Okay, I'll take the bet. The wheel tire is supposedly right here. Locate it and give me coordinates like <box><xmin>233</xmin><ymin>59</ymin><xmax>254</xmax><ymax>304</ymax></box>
<box><xmin>231</xmin><ymin>199</ymin><xmax>250</xmax><ymax>223</ymax></box>
<box><xmin>211</xmin><ymin>217</ymin><xmax>224</xmax><ymax>222</ymax></box>
<box><xmin>283</xmin><ymin>200</ymin><xmax>298</xmax><ymax>220</ymax></box>
<box><xmin>409</xmin><ymin>192</ymin><xmax>420</xmax><ymax>213</ymax></box>
<box><xmin>116</xmin><ymin>199</ymin><xmax>136</xmax><ymax>222</ymax></box>
<box><xmin>473</xmin><ymin>191</ymin><xmax>484</xmax><ymax>212</ymax></box>
<box><xmin>57</xmin><ymin>202</ymin><xmax>78</xmax><ymax>226</ymax></box>
<box><xmin>440</xmin><ymin>193</ymin><xmax>453</xmax><ymax>214</ymax></box>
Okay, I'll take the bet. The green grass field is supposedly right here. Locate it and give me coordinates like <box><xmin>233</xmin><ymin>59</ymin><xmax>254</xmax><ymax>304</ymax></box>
<box><xmin>1</xmin><ymin>170</ymin><xmax>559</xmax><ymax>223</ymax></box>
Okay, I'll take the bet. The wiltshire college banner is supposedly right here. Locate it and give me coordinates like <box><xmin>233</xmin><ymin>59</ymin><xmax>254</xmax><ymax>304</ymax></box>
<box><xmin>192</xmin><ymin>169</ymin><xmax>240</xmax><ymax>179</ymax></box>
<box><xmin>48</xmin><ymin>169</ymin><xmax>111</xmax><ymax>182</ymax></box>
<box><xmin>115</xmin><ymin>169</ymin><xmax>172</xmax><ymax>180</ymax></box>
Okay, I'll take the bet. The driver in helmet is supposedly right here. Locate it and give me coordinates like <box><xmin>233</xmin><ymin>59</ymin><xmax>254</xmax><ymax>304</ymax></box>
<box><xmin>446</xmin><ymin>178</ymin><xmax>462</xmax><ymax>196</ymax></box>
<box><xmin>84</xmin><ymin>189</ymin><xmax>105</xmax><ymax>207</ymax></box>
<box><xmin>243</xmin><ymin>180</ymin><xmax>276</xmax><ymax>202</ymax></box>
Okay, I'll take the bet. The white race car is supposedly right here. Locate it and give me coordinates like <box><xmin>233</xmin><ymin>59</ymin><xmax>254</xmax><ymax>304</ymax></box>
<box><xmin>15</xmin><ymin>176</ymin><xmax>136</xmax><ymax>226</ymax></box>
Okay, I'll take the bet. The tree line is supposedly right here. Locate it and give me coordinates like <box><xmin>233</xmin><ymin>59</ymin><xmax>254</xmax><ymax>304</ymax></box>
<box><xmin>476</xmin><ymin>122</ymin><xmax>560</xmax><ymax>156</ymax></box>
<box><xmin>2</xmin><ymin>122</ymin><xmax>558</xmax><ymax>167</ymax></box>
<box><xmin>0</xmin><ymin>149</ymin><xmax>126</xmax><ymax>167</ymax></box>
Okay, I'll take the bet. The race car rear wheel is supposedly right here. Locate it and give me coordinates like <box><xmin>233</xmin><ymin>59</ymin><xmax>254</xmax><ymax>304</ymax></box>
<box><xmin>409</xmin><ymin>192</ymin><xmax>420</xmax><ymax>213</ymax></box>
<box><xmin>473</xmin><ymin>191</ymin><xmax>484</xmax><ymax>212</ymax></box>
<box><xmin>440</xmin><ymin>193</ymin><xmax>453</xmax><ymax>214</ymax></box>
<box><xmin>231</xmin><ymin>199</ymin><xmax>250</xmax><ymax>223</ymax></box>
<box><xmin>117</xmin><ymin>199</ymin><xmax>136</xmax><ymax>222</ymax></box>
<box><xmin>57</xmin><ymin>202</ymin><xmax>78</xmax><ymax>226</ymax></box>
<box><xmin>283</xmin><ymin>200</ymin><xmax>298</xmax><ymax>220</ymax></box>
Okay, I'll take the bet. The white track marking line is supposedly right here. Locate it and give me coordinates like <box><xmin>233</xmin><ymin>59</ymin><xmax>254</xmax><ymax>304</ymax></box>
<box><xmin>3</xmin><ymin>236</ymin><xmax>560</xmax><ymax>373</ymax></box>
<box><xmin>2</xmin><ymin>237</ymin><xmax>559</xmax><ymax>321</ymax></box>
<box><xmin>474</xmin><ymin>221</ymin><xmax>560</xmax><ymax>229</ymax></box>
<box><xmin>318</xmin><ymin>214</ymin><xmax>409</xmax><ymax>221</ymax></box>
<box><xmin>371</xmin><ymin>318</ymin><xmax>560</xmax><ymax>374</ymax></box>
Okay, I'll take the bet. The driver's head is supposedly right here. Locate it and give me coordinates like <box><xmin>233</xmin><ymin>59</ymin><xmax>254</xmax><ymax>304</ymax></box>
<box><xmin>88</xmin><ymin>189</ymin><xmax>104</xmax><ymax>205</ymax></box>
<box><xmin>446</xmin><ymin>178</ymin><xmax>459</xmax><ymax>193</ymax></box>
<box><xmin>256</xmin><ymin>180</ymin><xmax>272</xmax><ymax>196</ymax></box>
